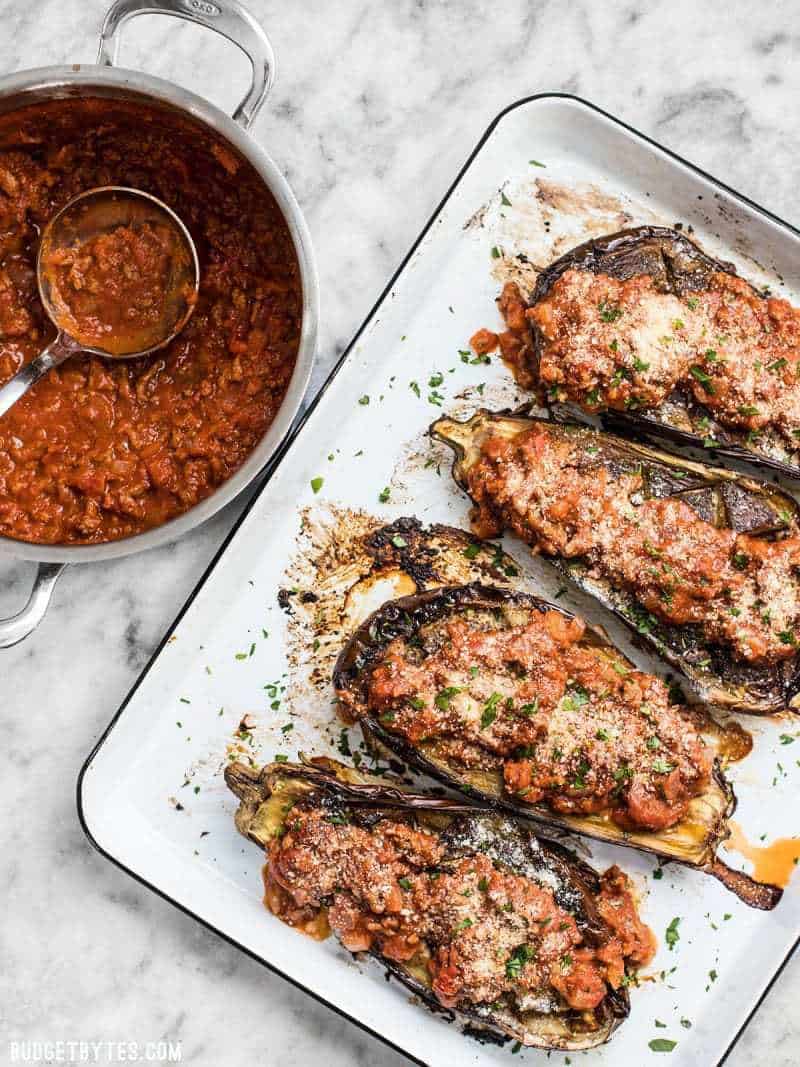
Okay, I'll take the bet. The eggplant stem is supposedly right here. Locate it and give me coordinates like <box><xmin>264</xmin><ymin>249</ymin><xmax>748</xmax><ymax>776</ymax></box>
<box><xmin>707</xmin><ymin>858</ymin><xmax>783</xmax><ymax>911</ymax></box>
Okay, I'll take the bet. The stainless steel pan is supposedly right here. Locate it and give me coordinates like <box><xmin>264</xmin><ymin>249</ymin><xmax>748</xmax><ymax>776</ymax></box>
<box><xmin>0</xmin><ymin>0</ymin><xmax>319</xmax><ymax>646</ymax></box>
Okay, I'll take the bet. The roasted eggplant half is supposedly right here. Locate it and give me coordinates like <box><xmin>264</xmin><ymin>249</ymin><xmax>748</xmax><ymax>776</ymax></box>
<box><xmin>490</xmin><ymin>225</ymin><xmax>800</xmax><ymax>476</ymax></box>
<box><xmin>432</xmin><ymin>408</ymin><xmax>800</xmax><ymax>716</ymax></box>
<box><xmin>225</xmin><ymin>756</ymin><xmax>656</xmax><ymax>1050</ymax></box>
<box><xmin>334</xmin><ymin>583</ymin><xmax>779</xmax><ymax>910</ymax></box>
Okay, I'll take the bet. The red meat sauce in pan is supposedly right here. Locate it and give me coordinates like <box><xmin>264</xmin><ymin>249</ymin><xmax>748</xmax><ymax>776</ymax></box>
<box><xmin>472</xmin><ymin>272</ymin><xmax>800</xmax><ymax>453</ymax></box>
<box><xmin>345</xmin><ymin>604</ymin><xmax>711</xmax><ymax>833</ymax></box>
<box><xmin>463</xmin><ymin>423</ymin><xmax>800</xmax><ymax>667</ymax></box>
<box><xmin>264</xmin><ymin>800</ymin><xmax>655</xmax><ymax>1014</ymax></box>
<box><xmin>0</xmin><ymin>99</ymin><xmax>301</xmax><ymax>545</ymax></box>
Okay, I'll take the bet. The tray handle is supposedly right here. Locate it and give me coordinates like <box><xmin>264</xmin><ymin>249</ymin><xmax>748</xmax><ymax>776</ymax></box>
<box><xmin>0</xmin><ymin>563</ymin><xmax>66</xmax><ymax>649</ymax></box>
<box><xmin>97</xmin><ymin>0</ymin><xmax>275</xmax><ymax>129</ymax></box>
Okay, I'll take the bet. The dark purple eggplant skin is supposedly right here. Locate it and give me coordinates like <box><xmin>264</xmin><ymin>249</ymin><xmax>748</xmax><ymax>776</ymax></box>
<box><xmin>531</xmin><ymin>226</ymin><xmax>740</xmax><ymax>303</ymax></box>
<box><xmin>334</xmin><ymin>583</ymin><xmax>782</xmax><ymax>911</ymax></box>
<box><xmin>225</xmin><ymin>757</ymin><xmax>630</xmax><ymax>1050</ymax></box>
<box><xmin>527</xmin><ymin>225</ymin><xmax>800</xmax><ymax>478</ymax></box>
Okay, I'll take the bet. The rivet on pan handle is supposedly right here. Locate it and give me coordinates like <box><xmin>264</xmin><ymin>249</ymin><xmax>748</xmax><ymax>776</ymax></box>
<box><xmin>0</xmin><ymin>563</ymin><xmax>66</xmax><ymax>649</ymax></box>
<box><xmin>96</xmin><ymin>0</ymin><xmax>276</xmax><ymax>129</ymax></box>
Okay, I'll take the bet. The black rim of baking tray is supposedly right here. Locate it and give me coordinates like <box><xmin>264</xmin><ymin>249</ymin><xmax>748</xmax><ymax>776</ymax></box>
<box><xmin>76</xmin><ymin>91</ymin><xmax>799</xmax><ymax>1067</ymax></box>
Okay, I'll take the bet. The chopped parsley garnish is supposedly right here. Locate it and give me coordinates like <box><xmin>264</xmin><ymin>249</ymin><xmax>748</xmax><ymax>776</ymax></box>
<box><xmin>435</xmin><ymin>686</ymin><xmax>462</xmax><ymax>710</ymax></box>
<box><xmin>646</xmin><ymin>736</ymin><xmax>661</xmax><ymax>750</ymax></box>
<box><xmin>428</xmin><ymin>371</ymin><xmax>444</xmax><ymax>388</ymax></box>
<box><xmin>665</xmin><ymin>916</ymin><xmax>681</xmax><ymax>950</ymax></box>
<box><xmin>732</xmin><ymin>551</ymin><xmax>749</xmax><ymax>570</ymax></box>
<box><xmin>780</xmin><ymin>734</ymin><xmax>795</xmax><ymax>745</ymax></box>
<box><xmin>398</xmin><ymin>877</ymin><xmax>412</xmax><ymax>891</ymax></box>
<box><xmin>649</xmin><ymin>1039</ymin><xmax>677</xmax><ymax>1053</ymax></box>
<box><xmin>391</xmin><ymin>534</ymin><xmax>407</xmax><ymax>548</ymax></box>
<box><xmin>779</xmin><ymin>630</ymin><xmax>798</xmax><ymax>647</ymax></box>
<box><xmin>481</xmin><ymin>692</ymin><xmax>503</xmax><ymax>729</ymax></box>
<box><xmin>505</xmin><ymin>944</ymin><xmax>535</xmax><ymax>979</ymax></box>
<box><xmin>518</xmin><ymin>698</ymin><xmax>539</xmax><ymax>717</ymax></box>
<box><xmin>310</xmin><ymin>476</ymin><xmax>324</xmax><ymax>494</ymax></box>
<box><xmin>358</xmin><ymin>394</ymin><xmax>370</xmax><ymax>405</ymax></box>
<box><xmin>409</xmin><ymin>380</ymin><xmax>420</xmax><ymax>397</ymax></box>
<box><xmin>378</xmin><ymin>486</ymin><xmax>391</xmax><ymax>503</ymax></box>
<box><xmin>572</xmin><ymin>758</ymin><xmax>591</xmax><ymax>789</ymax></box>
<box><xmin>500</xmin><ymin>191</ymin><xmax>512</xmax><ymax>207</ymax></box>
<box><xmin>529</xmin><ymin>159</ymin><xmax>546</xmax><ymax>167</ymax></box>
<box><xmin>690</xmin><ymin>365</ymin><xmax>714</xmax><ymax>393</ymax></box>
<box><xmin>463</xmin><ymin>543</ymin><xmax>481</xmax><ymax>560</ymax></box>
<box><xmin>595</xmin><ymin>728</ymin><xmax>611</xmax><ymax>741</ymax></box>
<box><xmin>478</xmin><ymin>877</ymin><xmax>489</xmax><ymax>892</ymax></box>
<box><xmin>454</xmin><ymin>917</ymin><xmax>473</xmax><ymax>932</ymax></box>
<box><xmin>598</xmin><ymin>299</ymin><xmax>622</xmax><ymax>322</ymax></box>
<box><xmin>652</xmin><ymin>757</ymin><xmax>674</xmax><ymax>774</ymax></box>
<box><xmin>491</xmin><ymin>246</ymin><xmax>501</xmax><ymax>259</ymax></box>
<box><xmin>633</xmin><ymin>356</ymin><xmax>650</xmax><ymax>372</ymax></box>
<box><xmin>561</xmin><ymin>684</ymin><xmax>590</xmax><ymax>712</ymax></box>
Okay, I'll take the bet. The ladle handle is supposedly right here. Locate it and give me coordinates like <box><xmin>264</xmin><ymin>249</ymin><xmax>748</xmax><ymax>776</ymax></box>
<box><xmin>0</xmin><ymin>563</ymin><xmax>66</xmax><ymax>649</ymax></box>
<box><xmin>97</xmin><ymin>0</ymin><xmax>276</xmax><ymax>130</ymax></box>
<box><xmin>0</xmin><ymin>334</ymin><xmax>81</xmax><ymax>419</ymax></box>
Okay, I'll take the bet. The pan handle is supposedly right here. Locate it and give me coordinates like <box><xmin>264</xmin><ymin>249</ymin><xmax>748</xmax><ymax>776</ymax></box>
<box><xmin>97</xmin><ymin>0</ymin><xmax>276</xmax><ymax>130</ymax></box>
<box><xmin>0</xmin><ymin>563</ymin><xmax>66</xmax><ymax>649</ymax></box>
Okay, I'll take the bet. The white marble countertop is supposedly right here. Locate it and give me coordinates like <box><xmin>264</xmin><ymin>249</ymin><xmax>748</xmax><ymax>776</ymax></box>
<box><xmin>2</xmin><ymin>1</ymin><xmax>799</xmax><ymax>1064</ymax></box>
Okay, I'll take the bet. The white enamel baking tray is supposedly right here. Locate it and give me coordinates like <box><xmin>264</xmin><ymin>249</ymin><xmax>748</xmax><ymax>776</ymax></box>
<box><xmin>79</xmin><ymin>95</ymin><xmax>800</xmax><ymax>1066</ymax></box>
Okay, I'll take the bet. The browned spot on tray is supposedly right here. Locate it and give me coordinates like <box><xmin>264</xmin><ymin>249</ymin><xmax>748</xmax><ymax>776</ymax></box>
<box><xmin>535</xmin><ymin>179</ymin><xmax>633</xmax><ymax>219</ymax></box>
<box><xmin>483</xmin><ymin>179</ymin><xmax>641</xmax><ymax>296</ymax></box>
<box><xmin>281</xmin><ymin>506</ymin><xmax>521</xmax><ymax>712</ymax></box>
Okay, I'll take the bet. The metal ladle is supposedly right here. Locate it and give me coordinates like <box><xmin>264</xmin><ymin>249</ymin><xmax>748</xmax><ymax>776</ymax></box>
<box><xmin>0</xmin><ymin>186</ymin><xmax>200</xmax><ymax>419</ymax></box>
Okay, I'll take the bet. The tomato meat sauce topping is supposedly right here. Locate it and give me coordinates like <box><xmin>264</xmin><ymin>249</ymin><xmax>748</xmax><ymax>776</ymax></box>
<box><xmin>353</xmin><ymin>601</ymin><xmax>711</xmax><ymax>832</ymax></box>
<box><xmin>475</xmin><ymin>273</ymin><xmax>800</xmax><ymax>454</ymax></box>
<box><xmin>0</xmin><ymin>99</ymin><xmax>302</xmax><ymax>544</ymax></box>
<box><xmin>465</xmin><ymin>423</ymin><xmax>800</xmax><ymax>666</ymax></box>
<box><xmin>265</xmin><ymin>798</ymin><xmax>655</xmax><ymax>1014</ymax></box>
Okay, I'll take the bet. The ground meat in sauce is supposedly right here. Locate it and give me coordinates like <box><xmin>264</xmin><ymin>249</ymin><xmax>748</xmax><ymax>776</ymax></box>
<box><xmin>465</xmin><ymin>424</ymin><xmax>800</xmax><ymax>667</ymax></box>
<box><xmin>343</xmin><ymin>605</ymin><xmax>711</xmax><ymax>832</ymax></box>
<box><xmin>265</xmin><ymin>802</ymin><xmax>655</xmax><ymax>1014</ymax></box>
<box><xmin>41</xmin><ymin>219</ymin><xmax>192</xmax><ymax>355</ymax></box>
<box><xmin>480</xmin><ymin>272</ymin><xmax>800</xmax><ymax>453</ymax></box>
<box><xmin>0</xmin><ymin>99</ymin><xmax>301</xmax><ymax>544</ymax></box>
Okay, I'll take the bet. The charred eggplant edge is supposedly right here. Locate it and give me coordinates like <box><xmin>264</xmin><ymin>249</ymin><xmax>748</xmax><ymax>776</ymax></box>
<box><xmin>430</xmin><ymin>407</ymin><xmax>800</xmax><ymax>716</ymax></box>
<box><xmin>333</xmin><ymin>583</ymin><xmax>781</xmax><ymax>911</ymax></box>
<box><xmin>225</xmin><ymin>756</ymin><xmax>630</xmax><ymax>1050</ymax></box>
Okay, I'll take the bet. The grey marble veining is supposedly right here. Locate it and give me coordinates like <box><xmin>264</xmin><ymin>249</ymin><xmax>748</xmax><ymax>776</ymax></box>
<box><xmin>1</xmin><ymin>1</ymin><xmax>799</xmax><ymax>1064</ymax></box>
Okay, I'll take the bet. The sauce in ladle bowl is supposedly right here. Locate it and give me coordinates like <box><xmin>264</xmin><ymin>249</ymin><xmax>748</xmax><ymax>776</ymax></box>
<box><xmin>0</xmin><ymin>186</ymin><xmax>199</xmax><ymax>418</ymax></box>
